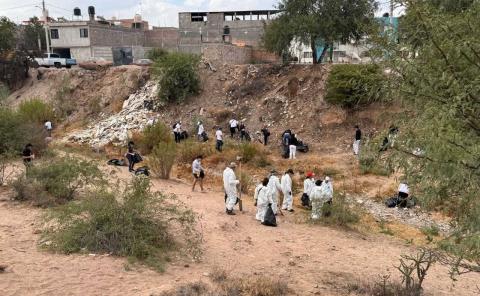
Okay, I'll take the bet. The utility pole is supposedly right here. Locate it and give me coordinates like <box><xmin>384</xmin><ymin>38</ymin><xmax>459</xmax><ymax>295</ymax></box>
<box><xmin>390</xmin><ymin>0</ymin><xmax>394</xmax><ymax>26</ymax></box>
<box><xmin>42</xmin><ymin>0</ymin><xmax>51</xmax><ymax>54</ymax></box>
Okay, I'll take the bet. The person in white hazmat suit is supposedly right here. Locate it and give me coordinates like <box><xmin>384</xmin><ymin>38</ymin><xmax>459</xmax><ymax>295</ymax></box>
<box><xmin>321</xmin><ymin>176</ymin><xmax>334</xmax><ymax>201</ymax></box>
<box><xmin>254</xmin><ymin>177</ymin><xmax>274</xmax><ymax>222</ymax></box>
<box><xmin>223</xmin><ymin>162</ymin><xmax>240</xmax><ymax>215</ymax></box>
<box><xmin>310</xmin><ymin>178</ymin><xmax>333</xmax><ymax>220</ymax></box>
<box><xmin>281</xmin><ymin>169</ymin><xmax>295</xmax><ymax>212</ymax></box>
<box><xmin>267</xmin><ymin>170</ymin><xmax>282</xmax><ymax>214</ymax></box>
<box><xmin>302</xmin><ymin>171</ymin><xmax>315</xmax><ymax>207</ymax></box>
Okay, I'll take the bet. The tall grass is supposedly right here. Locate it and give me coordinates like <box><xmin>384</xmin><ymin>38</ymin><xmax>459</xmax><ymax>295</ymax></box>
<box><xmin>150</xmin><ymin>142</ymin><xmax>177</xmax><ymax>179</ymax></box>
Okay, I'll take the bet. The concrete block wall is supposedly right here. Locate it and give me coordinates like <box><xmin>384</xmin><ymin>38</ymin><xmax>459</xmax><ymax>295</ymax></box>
<box><xmin>201</xmin><ymin>44</ymin><xmax>252</xmax><ymax>65</ymax></box>
<box><xmin>251</xmin><ymin>49</ymin><xmax>281</xmax><ymax>64</ymax></box>
<box><xmin>90</xmin><ymin>25</ymin><xmax>145</xmax><ymax>47</ymax></box>
<box><xmin>70</xmin><ymin>47</ymin><xmax>91</xmax><ymax>62</ymax></box>
<box><xmin>145</xmin><ymin>28</ymin><xmax>179</xmax><ymax>51</ymax></box>
<box><xmin>92</xmin><ymin>47</ymin><xmax>114</xmax><ymax>61</ymax></box>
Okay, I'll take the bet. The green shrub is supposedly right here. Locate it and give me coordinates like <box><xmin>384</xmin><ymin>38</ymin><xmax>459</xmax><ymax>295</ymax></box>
<box><xmin>43</xmin><ymin>177</ymin><xmax>201</xmax><ymax>271</ymax></box>
<box><xmin>137</xmin><ymin>122</ymin><xmax>172</xmax><ymax>155</ymax></box>
<box><xmin>0</xmin><ymin>107</ymin><xmax>48</xmax><ymax>156</ymax></box>
<box><xmin>153</xmin><ymin>52</ymin><xmax>200</xmax><ymax>103</ymax></box>
<box><xmin>176</xmin><ymin>140</ymin><xmax>213</xmax><ymax>164</ymax></box>
<box><xmin>12</xmin><ymin>157</ymin><xmax>104</xmax><ymax>206</ymax></box>
<box><xmin>239</xmin><ymin>171</ymin><xmax>253</xmax><ymax>195</ymax></box>
<box><xmin>0</xmin><ymin>83</ymin><xmax>9</xmax><ymax>106</ymax></box>
<box><xmin>17</xmin><ymin>99</ymin><xmax>54</xmax><ymax>124</ymax></box>
<box><xmin>150</xmin><ymin>142</ymin><xmax>177</xmax><ymax>179</ymax></box>
<box><xmin>317</xmin><ymin>193</ymin><xmax>360</xmax><ymax>227</ymax></box>
<box><xmin>325</xmin><ymin>64</ymin><xmax>385</xmax><ymax>108</ymax></box>
<box><xmin>147</xmin><ymin>48</ymin><xmax>168</xmax><ymax>61</ymax></box>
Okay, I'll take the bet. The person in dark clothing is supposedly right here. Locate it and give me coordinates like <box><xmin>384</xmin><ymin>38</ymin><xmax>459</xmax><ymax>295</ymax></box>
<box><xmin>282</xmin><ymin>130</ymin><xmax>291</xmax><ymax>158</ymax></box>
<box><xmin>261</xmin><ymin>127</ymin><xmax>270</xmax><ymax>146</ymax></box>
<box><xmin>22</xmin><ymin>144</ymin><xmax>34</xmax><ymax>175</ymax></box>
<box><xmin>125</xmin><ymin>141</ymin><xmax>136</xmax><ymax>172</ymax></box>
<box><xmin>239</xmin><ymin>122</ymin><xmax>247</xmax><ymax>141</ymax></box>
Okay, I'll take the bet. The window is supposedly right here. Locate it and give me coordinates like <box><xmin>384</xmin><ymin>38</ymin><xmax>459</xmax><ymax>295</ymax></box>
<box><xmin>303</xmin><ymin>52</ymin><xmax>313</xmax><ymax>58</ymax></box>
<box><xmin>191</xmin><ymin>13</ymin><xmax>207</xmax><ymax>22</ymax></box>
<box><xmin>80</xmin><ymin>28</ymin><xmax>88</xmax><ymax>38</ymax></box>
<box><xmin>50</xmin><ymin>29</ymin><xmax>59</xmax><ymax>39</ymax></box>
<box><xmin>50</xmin><ymin>53</ymin><xmax>60</xmax><ymax>58</ymax></box>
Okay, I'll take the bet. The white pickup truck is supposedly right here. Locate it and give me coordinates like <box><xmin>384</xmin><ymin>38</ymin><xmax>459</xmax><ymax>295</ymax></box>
<box><xmin>35</xmin><ymin>53</ymin><xmax>77</xmax><ymax>69</ymax></box>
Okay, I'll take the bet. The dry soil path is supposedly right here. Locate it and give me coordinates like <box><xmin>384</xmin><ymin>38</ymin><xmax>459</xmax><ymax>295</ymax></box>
<box><xmin>0</xmin><ymin>167</ymin><xmax>479</xmax><ymax>296</ymax></box>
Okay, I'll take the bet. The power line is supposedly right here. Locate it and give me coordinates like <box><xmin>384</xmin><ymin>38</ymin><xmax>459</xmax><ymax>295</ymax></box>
<box><xmin>2</xmin><ymin>2</ymin><xmax>40</xmax><ymax>11</ymax></box>
<box><xmin>45</xmin><ymin>2</ymin><xmax>72</xmax><ymax>13</ymax></box>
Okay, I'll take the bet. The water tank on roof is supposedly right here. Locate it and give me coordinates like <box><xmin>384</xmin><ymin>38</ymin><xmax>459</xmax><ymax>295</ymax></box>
<box><xmin>133</xmin><ymin>14</ymin><xmax>142</xmax><ymax>23</ymax></box>
<box><xmin>88</xmin><ymin>6</ymin><xmax>95</xmax><ymax>16</ymax></box>
<box><xmin>74</xmin><ymin>7</ymin><xmax>81</xmax><ymax>17</ymax></box>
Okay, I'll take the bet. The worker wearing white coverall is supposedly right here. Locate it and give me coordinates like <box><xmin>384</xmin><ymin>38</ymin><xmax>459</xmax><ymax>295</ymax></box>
<box><xmin>304</xmin><ymin>172</ymin><xmax>315</xmax><ymax>197</ymax></box>
<box><xmin>267</xmin><ymin>171</ymin><xmax>282</xmax><ymax>214</ymax></box>
<box><xmin>310</xmin><ymin>180</ymin><xmax>328</xmax><ymax>220</ymax></box>
<box><xmin>254</xmin><ymin>178</ymin><xmax>274</xmax><ymax>222</ymax></box>
<box><xmin>281</xmin><ymin>169</ymin><xmax>294</xmax><ymax>212</ymax></box>
<box><xmin>223</xmin><ymin>162</ymin><xmax>240</xmax><ymax>215</ymax></box>
<box><xmin>321</xmin><ymin>176</ymin><xmax>334</xmax><ymax>201</ymax></box>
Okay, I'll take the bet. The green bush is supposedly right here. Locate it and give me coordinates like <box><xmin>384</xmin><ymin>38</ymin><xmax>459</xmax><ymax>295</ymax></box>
<box><xmin>325</xmin><ymin>64</ymin><xmax>385</xmax><ymax>108</ymax></box>
<box><xmin>18</xmin><ymin>99</ymin><xmax>55</xmax><ymax>124</ymax></box>
<box><xmin>317</xmin><ymin>193</ymin><xmax>360</xmax><ymax>227</ymax></box>
<box><xmin>0</xmin><ymin>107</ymin><xmax>48</xmax><ymax>156</ymax></box>
<box><xmin>150</xmin><ymin>142</ymin><xmax>177</xmax><ymax>179</ymax></box>
<box><xmin>12</xmin><ymin>157</ymin><xmax>104</xmax><ymax>206</ymax></box>
<box><xmin>176</xmin><ymin>140</ymin><xmax>213</xmax><ymax>164</ymax></box>
<box><xmin>43</xmin><ymin>177</ymin><xmax>201</xmax><ymax>271</ymax></box>
<box><xmin>137</xmin><ymin>122</ymin><xmax>172</xmax><ymax>155</ymax></box>
<box><xmin>153</xmin><ymin>52</ymin><xmax>200</xmax><ymax>103</ymax></box>
<box><xmin>52</xmin><ymin>78</ymin><xmax>75</xmax><ymax>118</ymax></box>
<box><xmin>147</xmin><ymin>48</ymin><xmax>168</xmax><ymax>61</ymax></box>
<box><xmin>0</xmin><ymin>83</ymin><xmax>9</xmax><ymax>106</ymax></box>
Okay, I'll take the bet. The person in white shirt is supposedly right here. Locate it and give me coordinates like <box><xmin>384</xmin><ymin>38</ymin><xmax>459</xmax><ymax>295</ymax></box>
<box><xmin>229</xmin><ymin>119</ymin><xmax>238</xmax><ymax>138</ymax></box>
<box><xmin>397</xmin><ymin>182</ymin><xmax>410</xmax><ymax>207</ymax></box>
<box><xmin>223</xmin><ymin>162</ymin><xmax>240</xmax><ymax>215</ymax></box>
<box><xmin>254</xmin><ymin>178</ymin><xmax>274</xmax><ymax>222</ymax></box>
<box><xmin>44</xmin><ymin>120</ymin><xmax>52</xmax><ymax>137</ymax></box>
<box><xmin>192</xmin><ymin>155</ymin><xmax>205</xmax><ymax>192</ymax></box>
<box><xmin>281</xmin><ymin>169</ymin><xmax>295</xmax><ymax>212</ymax></box>
<box><xmin>173</xmin><ymin>121</ymin><xmax>182</xmax><ymax>143</ymax></box>
<box><xmin>215</xmin><ymin>127</ymin><xmax>224</xmax><ymax>151</ymax></box>
<box><xmin>267</xmin><ymin>170</ymin><xmax>282</xmax><ymax>214</ymax></box>
<box><xmin>197</xmin><ymin>121</ymin><xmax>205</xmax><ymax>140</ymax></box>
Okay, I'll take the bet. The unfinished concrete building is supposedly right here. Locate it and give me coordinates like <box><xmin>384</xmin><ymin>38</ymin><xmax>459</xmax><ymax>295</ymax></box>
<box><xmin>178</xmin><ymin>10</ymin><xmax>280</xmax><ymax>54</ymax></box>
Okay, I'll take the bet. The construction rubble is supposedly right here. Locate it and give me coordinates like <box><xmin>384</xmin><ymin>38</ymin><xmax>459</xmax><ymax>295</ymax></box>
<box><xmin>66</xmin><ymin>81</ymin><xmax>158</xmax><ymax>147</ymax></box>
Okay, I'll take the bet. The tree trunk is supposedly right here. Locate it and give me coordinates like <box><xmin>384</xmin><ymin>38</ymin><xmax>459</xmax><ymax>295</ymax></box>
<box><xmin>310</xmin><ymin>37</ymin><xmax>318</xmax><ymax>64</ymax></box>
<box><xmin>319</xmin><ymin>43</ymin><xmax>329</xmax><ymax>64</ymax></box>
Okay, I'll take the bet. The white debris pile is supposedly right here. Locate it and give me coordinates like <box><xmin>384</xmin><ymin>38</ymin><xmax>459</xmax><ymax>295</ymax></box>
<box><xmin>66</xmin><ymin>81</ymin><xmax>158</xmax><ymax>147</ymax></box>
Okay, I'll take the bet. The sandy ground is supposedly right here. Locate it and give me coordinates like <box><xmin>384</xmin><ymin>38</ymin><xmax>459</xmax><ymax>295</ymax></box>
<box><xmin>1</xmin><ymin>164</ymin><xmax>479</xmax><ymax>296</ymax></box>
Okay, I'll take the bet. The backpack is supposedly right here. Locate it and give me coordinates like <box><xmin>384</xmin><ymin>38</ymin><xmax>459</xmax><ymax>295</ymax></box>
<box><xmin>135</xmin><ymin>166</ymin><xmax>150</xmax><ymax>176</ymax></box>
<box><xmin>301</xmin><ymin>193</ymin><xmax>310</xmax><ymax>207</ymax></box>
<box><xmin>133</xmin><ymin>153</ymin><xmax>143</xmax><ymax>164</ymax></box>
<box><xmin>262</xmin><ymin>204</ymin><xmax>277</xmax><ymax>227</ymax></box>
<box><xmin>107</xmin><ymin>159</ymin><xmax>126</xmax><ymax>166</ymax></box>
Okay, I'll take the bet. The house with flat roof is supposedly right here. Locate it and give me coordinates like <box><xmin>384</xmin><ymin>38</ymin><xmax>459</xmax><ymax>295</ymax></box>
<box><xmin>178</xmin><ymin>10</ymin><xmax>280</xmax><ymax>54</ymax></box>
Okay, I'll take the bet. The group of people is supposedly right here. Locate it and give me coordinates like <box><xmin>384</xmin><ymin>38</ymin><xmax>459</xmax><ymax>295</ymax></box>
<box><xmin>301</xmin><ymin>172</ymin><xmax>334</xmax><ymax>219</ymax></box>
<box><xmin>221</xmin><ymin>161</ymin><xmax>334</xmax><ymax>225</ymax></box>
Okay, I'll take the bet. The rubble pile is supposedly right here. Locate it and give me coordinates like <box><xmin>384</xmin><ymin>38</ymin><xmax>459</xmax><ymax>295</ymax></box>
<box><xmin>66</xmin><ymin>81</ymin><xmax>158</xmax><ymax>147</ymax></box>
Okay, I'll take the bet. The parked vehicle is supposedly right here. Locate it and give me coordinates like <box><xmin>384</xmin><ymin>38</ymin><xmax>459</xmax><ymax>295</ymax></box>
<box><xmin>34</xmin><ymin>53</ymin><xmax>77</xmax><ymax>69</ymax></box>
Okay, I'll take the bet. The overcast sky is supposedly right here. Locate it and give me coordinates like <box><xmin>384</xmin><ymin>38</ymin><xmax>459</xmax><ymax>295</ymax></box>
<box><xmin>1</xmin><ymin>0</ymin><xmax>399</xmax><ymax>27</ymax></box>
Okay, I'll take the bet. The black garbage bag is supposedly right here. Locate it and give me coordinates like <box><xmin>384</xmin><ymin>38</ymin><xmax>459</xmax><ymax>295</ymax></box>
<box><xmin>135</xmin><ymin>166</ymin><xmax>150</xmax><ymax>176</ymax></box>
<box><xmin>301</xmin><ymin>193</ymin><xmax>310</xmax><ymax>207</ymax></box>
<box><xmin>107</xmin><ymin>159</ymin><xmax>126</xmax><ymax>166</ymax></box>
<box><xmin>385</xmin><ymin>197</ymin><xmax>399</xmax><ymax>208</ymax></box>
<box><xmin>262</xmin><ymin>204</ymin><xmax>277</xmax><ymax>227</ymax></box>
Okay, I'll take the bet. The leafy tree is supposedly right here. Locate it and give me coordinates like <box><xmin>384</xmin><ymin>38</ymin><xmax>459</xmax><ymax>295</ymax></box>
<box><xmin>0</xmin><ymin>17</ymin><xmax>15</xmax><ymax>53</ymax></box>
<box><xmin>19</xmin><ymin>17</ymin><xmax>47</xmax><ymax>55</ymax></box>
<box><xmin>152</xmin><ymin>52</ymin><xmax>200</xmax><ymax>103</ymax></box>
<box><xmin>263</xmin><ymin>0</ymin><xmax>377</xmax><ymax>63</ymax></box>
<box><xmin>380</xmin><ymin>0</ymin><xmax>480</xmax><ymax>276</ymax></box>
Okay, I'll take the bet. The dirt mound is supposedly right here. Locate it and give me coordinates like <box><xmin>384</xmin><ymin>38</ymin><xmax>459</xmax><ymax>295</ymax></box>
<box><xmin>7</xmin><ymin>65</ymin><xmax>149</xmax><ymax>127</ymax></box>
